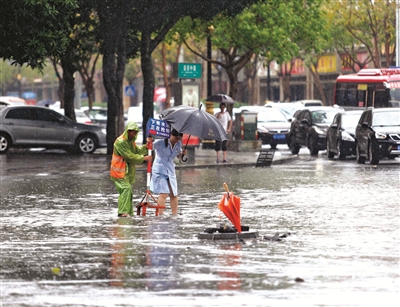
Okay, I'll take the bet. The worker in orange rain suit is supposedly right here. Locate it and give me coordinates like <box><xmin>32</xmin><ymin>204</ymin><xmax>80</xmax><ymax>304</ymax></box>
<box><xmin>110</xmin><ymin>121</ymin><xmax>152</xmax><ymax>217</ymax></box>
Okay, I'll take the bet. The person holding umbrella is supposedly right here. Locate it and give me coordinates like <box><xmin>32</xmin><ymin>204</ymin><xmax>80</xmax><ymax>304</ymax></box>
<box><xmin>214</xmin><ymin>103</ymin><xmax>232</xmax><ymax>163</ymax></box>
<box><xmin>110</xmin><ymin>121</ymin><xmax>153</xmax><ymax>217</ymax></box>
<box><xmin>149</xmin><ymin>129</ymin><xmax>187</xmax><ymax>215</ymax></box>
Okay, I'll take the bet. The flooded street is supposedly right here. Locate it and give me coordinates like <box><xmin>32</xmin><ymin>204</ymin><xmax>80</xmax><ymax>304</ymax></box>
<box><xmin>1</xmin><ymin>152</ymin><xmax>399</xmax><ymax>306</ymax></box>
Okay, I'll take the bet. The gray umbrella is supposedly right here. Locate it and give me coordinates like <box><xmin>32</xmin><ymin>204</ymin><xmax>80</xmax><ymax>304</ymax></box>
<box><xmin>206</xmin><ymin>94</ymin><xmax>235</xmax><ymax>104</ymax></box>
<box><xmin>160</xmin><ymin>105</ymin><xmax>228</xmax><ymax>142</ymax></box>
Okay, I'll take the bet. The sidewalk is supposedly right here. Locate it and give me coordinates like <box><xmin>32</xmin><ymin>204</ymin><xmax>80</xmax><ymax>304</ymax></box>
<box><xmin>174</xmin><ymin>146</ymin><xmax>298</xmax><ymax>168</ymax></box>
<box><xmin>96</xmin><ymin>145</ymin><xmax>298</xmax><ymax>169</ymax></box>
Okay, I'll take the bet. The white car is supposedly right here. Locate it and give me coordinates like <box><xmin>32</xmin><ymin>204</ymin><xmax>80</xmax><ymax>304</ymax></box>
<box><xmin>0</xmin><ymin>96</ymin><xmax>26</xmax><ymax>109</ymax></box>
<box><xmin>53</xmin><ymin>108</ymin><xmax>93</xmax><ymax>125</ymax></box>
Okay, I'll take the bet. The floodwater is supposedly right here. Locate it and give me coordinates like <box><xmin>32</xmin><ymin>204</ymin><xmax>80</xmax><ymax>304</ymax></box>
<box><xmin>1</xmin><ymin>153</ymin><xmax>399</xmax><ymax>306</ymax></box>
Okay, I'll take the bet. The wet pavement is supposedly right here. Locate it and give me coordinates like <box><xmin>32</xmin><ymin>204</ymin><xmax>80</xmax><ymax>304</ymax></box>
<box><xmin>1</xmin><ymin>146</ymin><xmax>399</xmax><ymax>306</ymax></box>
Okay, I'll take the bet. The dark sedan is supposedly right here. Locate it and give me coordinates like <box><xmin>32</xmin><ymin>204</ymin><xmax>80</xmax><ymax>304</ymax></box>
<box><xmin>288</xmin><ymin>106</ymin><xmax>343</xmax><ymax>155</ymax></box>
<box><xmin>0</xmin><ymin>106</ymin><xmax>107</xmax><ymax>154</ymax></box>
<box><xmin>256</xmin><ymin>108</ymin><xmax>291</xmax><ymax>149</ymax></box>
<box><xmin>326</xmin><ymin>110</ymin><xmax>363</xmax><ymax>159</ymax></box>
<box><xmin>355</xmin><ymin>107</ymin><xmax>400</xmax><ymax>165</ymax></box>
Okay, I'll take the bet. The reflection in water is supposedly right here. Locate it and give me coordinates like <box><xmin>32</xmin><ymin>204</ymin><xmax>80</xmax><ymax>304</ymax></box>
<box><xmin>145</xmin><ymin>218</ymin><xmax>179</xmax><ymax>291</ymax></box>
<box><xmin>217</xmin><ymin>243</ymin><xmax>242</xmax><ymax>291</ymax></box>
<box><xmin>109</xmin><ymin>217</ymin><xmax>180</xmax><ymax>291</ymax></box>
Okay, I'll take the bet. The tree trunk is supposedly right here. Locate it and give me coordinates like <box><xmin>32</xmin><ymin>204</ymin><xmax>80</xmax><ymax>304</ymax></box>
<box><xmin>161</xmin><ymin>42</ymin><xmax>172</xmax><ymax>110</ymax></box>
<box><xmin>281</xmin><ymin>75</ymin><xmax>291</xmax><ymax>102</ymax></box>
<box><xmin>226</xmin><ymin>69</ymin><xmax>239</xmax><ymax>101</ymax></box>
<box><xmin>61</xmin><ymin>59</ymin><xmax>76</xmax><ymax>121</ymax></box>
<box><xmin>140</xmin><ymin>33</ymin><xmax>155</xmax><ymax>142</ymax></box>
<box><xmin>97</xmin><ymin>0</ymin><xmax>129</xmax><ymax>154</ymax></box>
<box><xmin>103</xmin><ymin>52</ymin><xmax>125</xmax><ymax>154</ymax></box>
<box><xmin>51</xmin><ymin>59</ymin><xmax>64</xmax><ymax>108</ymax></box>
<box><xmin>309</xmin><ymin>65</ymin><xmax>326</xmax><ymax>105</ymax></box>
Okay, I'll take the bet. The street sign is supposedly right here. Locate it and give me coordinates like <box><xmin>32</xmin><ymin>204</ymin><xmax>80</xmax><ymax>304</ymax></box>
<box><xmin>178</xmin><ymin>63</ymin><xmax>202</xmax><ymax>79</ymax></box>
<box><xmin>125</xmin><ymin>85</ymin><xmax>136</xmax><ymax>97</ymax></box>
<box><xmin>146</xmin><ymin>118</ymin><xmax>171</xmax><ymax>138</ymax></box>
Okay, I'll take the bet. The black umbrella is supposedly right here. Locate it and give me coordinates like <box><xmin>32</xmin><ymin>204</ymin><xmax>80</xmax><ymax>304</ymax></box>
<box><xmin>206</xmin><ymin>94</ymin><xmax>235</xmax><ymax>104</ymax></box>
<box><xmin>37</xmin><ymin>99</ymin><xmax>56</xmax><ymax>106</ymax></box>
<box><xmin>160</xmin><ymin>105</ymin><xmax>228</xmax><ymax>141</ymax></box>
<box><xmin>160</xmin><ymin>105</ymin><xmax>228</xmax><ymax>162</ymax></box>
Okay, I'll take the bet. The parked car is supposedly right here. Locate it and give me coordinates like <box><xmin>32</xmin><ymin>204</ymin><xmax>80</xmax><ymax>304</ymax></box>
<box><xmin>288</xmin><ymin>106</ymin><xmax>343</xmax><ymax>155</ymax></box>
<box><xmin>53</xmin><ymin>108</ymin><xmax>93</xmax><ymax>125</ymax></box>
<box><xmin>0</xmin><ymin>106</ymin><xmax>107</xmax><ymax>154</ymax></box>
<box><xmin>255</xmin><ymin>108</ymin><xmax>291</xmax><ymax>148</ymax></box>
<box><xmin>355</xmin><ymin>107</ymin><xmax>400</xmax><ymax>165</ymax></box>
<box><xmin>81</xmin><ymin>107</ymin><xmax>107</xmax><ymax>127</ymax></box>
<box><xmin>326</xmin><ymin>110</ymin><xmax>363</xmax><ymax>159</ymax></box>
<box><xmin>295</xmin><ymin>99</ymin><xmax>323</xmax><ymax>107</ymax></box>
<box><xmin>265</xmin><ymin>101</ymin><xmax>303</xmax><ymax>121</ymax></box>
<box><xmin>0</xmin><ymin>96</ymin><xmax>26</xmax><ymax>109</ymax></box>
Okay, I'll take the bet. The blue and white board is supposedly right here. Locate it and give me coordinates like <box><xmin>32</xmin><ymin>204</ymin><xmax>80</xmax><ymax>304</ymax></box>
<box><xmin>146</xmin><ymin>118</ymin><xmax>171</xmax><ymax>138</ymax></box>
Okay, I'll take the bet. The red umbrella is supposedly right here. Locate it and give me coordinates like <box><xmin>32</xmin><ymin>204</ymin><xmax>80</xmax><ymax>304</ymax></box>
<box><xmin>218</xmin><ymin>183</ymin><xmax>241</xmax><ymax>233</ymax></box>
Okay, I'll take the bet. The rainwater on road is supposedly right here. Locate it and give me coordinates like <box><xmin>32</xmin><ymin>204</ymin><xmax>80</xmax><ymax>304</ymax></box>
<box><xmin>1</xmin><ymin>150</ymin><xmax>399</xmax><ymax>307</ymax></box>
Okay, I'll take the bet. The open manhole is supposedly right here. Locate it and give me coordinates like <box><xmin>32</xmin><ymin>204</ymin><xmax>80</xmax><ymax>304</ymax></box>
<box><xmin>198</xmin><ymin>225</ymin><xmax>259</xmax><ymax>241</ymax></box>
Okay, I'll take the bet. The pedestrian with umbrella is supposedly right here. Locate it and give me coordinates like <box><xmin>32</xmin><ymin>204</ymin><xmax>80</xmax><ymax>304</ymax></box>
<box><xmin>148</xmin><ymin>129</ymin><xmax>187</xmax><ymax>215</ymax></box>
<box><xmin>160</xmin><ymin>105</ymin><xmax>228</xmax><ymax>163</ymax></box>
<box><xmin>214</xmin><ymin>103</ymin><xmax>232</xmax><ymax>163</ymax></box>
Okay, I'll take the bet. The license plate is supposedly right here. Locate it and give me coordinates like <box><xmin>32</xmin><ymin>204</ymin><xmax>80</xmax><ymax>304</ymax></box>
<box><xmin>273</xmin><ymin>134</ymin><xmax>285</xmax><ymax>140</ymax></box>
<box><xmin>398</xmin><ymin>145</ymin><xmax>400</xmax><ymax>150</ymax></box>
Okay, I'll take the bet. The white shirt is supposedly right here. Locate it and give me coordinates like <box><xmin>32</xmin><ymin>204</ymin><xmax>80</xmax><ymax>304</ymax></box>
<box><xmin>215</xmin><ymin>111</ymin><xmax>232</xmax><ymax>132</ymax></box>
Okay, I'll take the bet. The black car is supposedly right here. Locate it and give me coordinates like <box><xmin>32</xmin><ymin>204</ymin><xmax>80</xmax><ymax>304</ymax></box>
<box><xmin>326</xmin><ymin>110</ymin><xmax>363</xmax><ymax>159</ymax></box>
<box><xmin>288</xmin><ymin>106</ymin><xmax>343</xmax><ymax>155</ymax></box>
<box><xmin>355</xmin><ymin>107</ymin><xmax>400</xmax><ymax>164</ymax></box>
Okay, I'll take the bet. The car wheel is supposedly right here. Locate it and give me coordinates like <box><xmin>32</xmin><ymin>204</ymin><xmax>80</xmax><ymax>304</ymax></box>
<box><xmin>327</xmin><ymin>139</ymin><xmax>335</xmax><ymax>159</ymax></box>
<box><xmin>76</xmin><ymin>134</ymin><xmax>96</xmax><ymax>154</ymax></box>
<box><xmin>368</xmin><ymin>139</ymin><xmax>380</xmax><ymax>165</ymax></box>
<box><xmin>356</xmin><ymin>142</ymin><xmax>365</xmax><ymax>164</ymax></box>
<box><xmin>0</xmin><ymin>133</ymin><xmax>11</xmax><ymax>154</ymax></box>
<box><xmin>289</xmin><ymin>135</ymin><xmax>300</xmax><ymax>154</ymax></box>
<box><xmin>337</xmin><ymin>141</ymin><xmax>346</xmax><ymax>160</ymax></box>
<box><xmin>308</xmin><ymin>136</ymin><xmax>319</xmax><ymax>156</ymax></box>
<box><xmin>270</xmin><ymin>144</ymin><xmax>277</xmax><ymax>149</ymax></box>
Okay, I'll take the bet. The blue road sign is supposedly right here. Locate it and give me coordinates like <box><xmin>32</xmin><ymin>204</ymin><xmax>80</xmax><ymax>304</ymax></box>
<box><xmin>125</xmin><ymin>85</ymin><xmax>136</xmax><ymax>97</ymax></box>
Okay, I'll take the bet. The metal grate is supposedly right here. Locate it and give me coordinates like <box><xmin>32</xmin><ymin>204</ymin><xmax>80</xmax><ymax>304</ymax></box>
<box><xmin>255</xmin><ymin>149</ymin><xmax>275</xmax><ymax>167</ymax></box>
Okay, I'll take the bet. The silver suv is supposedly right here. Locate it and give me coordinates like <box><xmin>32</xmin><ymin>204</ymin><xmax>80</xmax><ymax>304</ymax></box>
<box><xmin>0</xmin><ymin>106</ymin><xmax>107</xmax><ymax>154</ymax></box>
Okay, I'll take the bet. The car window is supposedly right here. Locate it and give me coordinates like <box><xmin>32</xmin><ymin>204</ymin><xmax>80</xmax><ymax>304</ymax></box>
<box><xmin>358</xmin><ymin>111</ymin><xmax>368</xmax><ymax>124</ymax></box>
<box><xmin>332</xmin><ymin>113</ymin><xmax>340</xmax><ymax>125</ymax></box>
<box><xmin>342</xmin><ymin>113</ymin><xmax>362</xmax><ymax>129</ymax></box>
<box><xmin>311</xmin><ymin>110</ymin><xmax>338</xmax><ymax>124</ymax></box>
<box><xmin>311</xmin><ymin>111</ymin><xmax>328</xmax><ymax>123</ymax></box>
<box><xmin>373</xmin><ymin>111</ymin><xmax>400</xmax><ymax>126</ymax></box>
<box><xmin>5</xmin><ymin>108</ymin><xmax>36</xmax><ymax>120</ymax></box>
<box><xmin>296</xmin><ymin>110</ymin><xmax>305</xmax><ymax>121</ymax></box>
<box><xmin>303</xmin><ymin>111</ymin><xmax>311</xmax><ymax>122</ymax></box>
<box><xmin>36</xmin><ymin>109</ymin><xmax>63</xmax><ymax>122</ymax></box>
<box><xmin>257</xmin><ymin>110</ymin><xmax>287</xmax><ymax>122</ymax></box>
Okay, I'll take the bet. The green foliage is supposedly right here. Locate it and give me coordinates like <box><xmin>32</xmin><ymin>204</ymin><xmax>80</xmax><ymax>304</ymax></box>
<box><xmin>330</xmin><ymin>0</ymin><xmax>396</xmax><ymax>67</ymax></box>
<box><xmin>0</xmin><ymin>0</ymin><xmax>80</xmax><ymax>70</ymax></box>
<box><xmin>171</xmin><ymin>0</ymin><xmax>327</xmax><ymax>64</ymax></box>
